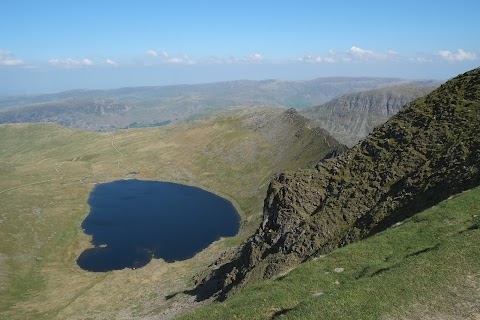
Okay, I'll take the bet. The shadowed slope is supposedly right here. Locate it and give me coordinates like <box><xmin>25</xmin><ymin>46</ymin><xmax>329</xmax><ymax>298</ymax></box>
<box><xmin>188</xmin><ymin>68</ymin><xmax>480</xmax><ymax>301</ymax></box>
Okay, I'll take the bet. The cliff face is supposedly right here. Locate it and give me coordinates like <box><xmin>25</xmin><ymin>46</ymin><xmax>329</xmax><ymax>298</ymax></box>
<box><xmin>303</xmin><ymin>85</ymin><xmax>437</xmax><ymax>146</ymax></box>
<box><xmin>190</xmin><ymin>68</ymin><xmax>480</xmax><ymax>301</ymax></box>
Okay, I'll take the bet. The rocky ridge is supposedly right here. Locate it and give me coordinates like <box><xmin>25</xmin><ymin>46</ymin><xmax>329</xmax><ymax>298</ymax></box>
<box><xmin>303</xmin><ymin>84</ymin><xmax>437</xmax><ymax>146</ymax></box>
<box><xmin>189</xmin><ymin>68</ymin><xmax>480</xmax><ymax>301</ymax></box>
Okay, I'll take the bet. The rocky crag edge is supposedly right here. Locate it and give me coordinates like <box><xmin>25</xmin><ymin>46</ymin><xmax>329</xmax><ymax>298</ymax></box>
<box><xmin>187</xmin><ymin>68</ymin><xmax>480</xmax><ymax>302</ymax></box>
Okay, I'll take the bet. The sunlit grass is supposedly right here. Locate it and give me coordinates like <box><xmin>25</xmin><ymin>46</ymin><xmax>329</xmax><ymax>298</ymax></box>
<box><xmin>0</xmin><ymin>107</ymin><xmax>332</xmax><ymax>319</ymax></box>
<box><xmin>182</xmin><ymin>187</ymin><xmax>480</xmax><ymax>319</ymax></box>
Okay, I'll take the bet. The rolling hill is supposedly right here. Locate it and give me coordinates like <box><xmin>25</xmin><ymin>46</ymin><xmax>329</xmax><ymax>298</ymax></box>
<box><xmin>0</xmin><ymin>107</ymin><xmax>342</xmax><ymax>319</ymax></box>
<box><xmin>1</xmin><ymin>69</ymin><xmax>473</xmax><ymax>319</ymax></box>
<box><xmin>0</xmin><ymin>77</ymin><xmax>439</xmax><ymax>131</ymax></box>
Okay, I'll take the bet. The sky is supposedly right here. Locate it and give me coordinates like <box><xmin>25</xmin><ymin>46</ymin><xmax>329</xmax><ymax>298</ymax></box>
<box><xmin>1</xmin><ymin>0</ymin><xmax>479</xmax><ymax>94</ymax></box>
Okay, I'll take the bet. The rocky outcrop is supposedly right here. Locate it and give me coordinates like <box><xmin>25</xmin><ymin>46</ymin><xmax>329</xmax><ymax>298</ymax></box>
<box><xmin>303</xmin><ymin>84</ymin><xmax>437</xmax><ymax>146</ymax></box>
<box><xmin>188</xmin><ymin>68</ymin><xmax>480</xmax><ymax>301</ymax></box>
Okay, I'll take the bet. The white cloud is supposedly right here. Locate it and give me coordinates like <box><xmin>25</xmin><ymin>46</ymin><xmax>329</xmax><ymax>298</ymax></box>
<box><xmin>145</xmin><ymin>49</ymin><xmax>159</xmax><ymax>57</ymax></box>
<box><xmin>0</xmin><ymin>50</ymin><xmax>24</xmax><ymax>66</ymax></box>
<box><xmin>48</xmin><ymin>58</ymin><xmax>95</xmax><ymax>68</ymax></box>
<box><xmin>105</xmin><ymin>59</ymin><xmax>118</xmax><ymax>66</ymax></box>
<box><xmin>437</xmin><ymin>49</ymin><xmax>477</xmax><ymax>61</ymax></box>
<box><xmin>47</xmin><ymin>59</ymin><xmax>61</xmax><ymax>66</ymax></box>
<box><xmin>146</xmin><ymin>49</ymin><xmax>169</xmax><ymax>59</ymax></box>
<box><xmin>164</xmin><ymin>53</ymin><xmax>196</xmax><ymax>65</ymax></box>
<box><xmin>146</xmin><ymin>50</ymin><xmax>266</xmax><ymax>65</ymax></box>
<box><xmin>295</xmin><ymin>46</ymin><xmax>399</xmax><ymax>64</ymax></box>
<box><xmin>146</xmin><ymin>50</ymin><xmax>195</xmax><ymax>65</ymax></box>
<box><xmin>347</xmin><ymin>46</ymin><xmax>389</xmax><ymax>60</ymax></box>
<box><xmin>410</xmin><ymin>57</ymin><xmax>433</xmax><ymax>63</ymax></box>
<box><xmin>347</xmin><ymin>46</ymin><xmax>369</xmax><ymax>57</ymax></box>
<box><xmin>246</xmin><ymin>53</ymin><xmax>263</xmax><ymax>62</ymax></box>
<box><xmin>215</xmin><ymin>53</ymin><xmax>264</xmax><ymax>64</ymax></box>
<box><xmin>297</xmin><ymin>55</ymin><xmax>322</xmax><ymax>63</ymax></box>
<box><xmin>165</xmin><ymin>57</ymin><xmax>182</xmax><ymax>64</ymax></box>
<box><xmin>291</xmin><ymin>47</ymin><xmax>479</xmax><ymax>65</ymax></box>
<box><xmin>344</xmin><ymin>46</ymin><xmax>402</xmax><ymax>61</ymax></box>
<box><xmin>296</xmin><ymin>54</ymin><xmax>336</xmax><ymax>63</ymax></box>
<box><xmin>82</xmin><ymin>58</ymin><xmax>93</xmax><ymax>66</ymax></box>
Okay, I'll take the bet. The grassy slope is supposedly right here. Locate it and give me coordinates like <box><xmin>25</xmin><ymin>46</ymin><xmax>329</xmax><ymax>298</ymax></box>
<box><xmin>0</xmin><ymin>107</ymin><xmax>338</xmax><ymax>319</ymax></box>
<box><xmin>190</xmin><ymin>67</ymin><xmax>479</xmax><ymax>299</ymax></box>
<box><xmin>182</xmin><ymin>186</ymin><xmax>480</xmax><ymax>319</ymax></box>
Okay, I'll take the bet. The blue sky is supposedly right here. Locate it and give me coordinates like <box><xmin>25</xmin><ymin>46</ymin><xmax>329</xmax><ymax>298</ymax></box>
<box><xmin>1</xmin><ymin>0</ymin><xmax>479</xmax><ymax>94</ymax></box>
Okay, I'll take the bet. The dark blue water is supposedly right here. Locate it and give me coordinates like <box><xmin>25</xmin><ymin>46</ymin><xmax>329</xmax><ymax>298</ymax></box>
<box><xmin>76</xmin><ymin>179</ymin><xmax>239</xmax><ymax>272</ymax></box>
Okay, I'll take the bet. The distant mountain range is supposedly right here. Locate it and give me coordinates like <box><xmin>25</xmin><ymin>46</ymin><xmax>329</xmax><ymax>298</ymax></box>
<box><xmin>0</xmin><ymin>77</ymin><xmax>441</xmax><ymax>131</ymax></box>
<box><xmin>302</xmin><ymin>84</ymin><xmax>438</xmax><ymax>146</ymax></box>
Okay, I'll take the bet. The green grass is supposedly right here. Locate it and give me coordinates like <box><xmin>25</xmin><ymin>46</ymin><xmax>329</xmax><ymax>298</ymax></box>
<box><xmin>0</xmin><ymin>107</ymin><xmax>333</xmax><ymax>319</ymax></box>
<box><xmin>181</xmin><ymin>186</ymin><xmax>480</xmax><ymax>319</ymax></box>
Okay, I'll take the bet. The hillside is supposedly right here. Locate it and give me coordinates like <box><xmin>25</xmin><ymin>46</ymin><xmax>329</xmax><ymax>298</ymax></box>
<box><xmin>0</xmin><ymin>77</ymin><xmax>436</xmax><ymax>131</ymax></box>
<box><xmin>0</xmin><ymin>107</ymin><xmax>343</xmax><ymax>319</ymax></box>
<box><xmin>302</xmin><ymin>84</ymin><xmax>437</xmax><ymax>146</ymax></box>
<box><xmin>187</xmin><ymin>68</ymin><xmax>480</xmax><ymax>302</ymax></box>
<box><xmin>183</xmin><ymin>185</ymin><xmax>480</xmax><ymax>319</ymax></box>
<box><xmin>0</xmin><ymin>98</ymin><xmax>134</xmax><ymax>131</ymax></box>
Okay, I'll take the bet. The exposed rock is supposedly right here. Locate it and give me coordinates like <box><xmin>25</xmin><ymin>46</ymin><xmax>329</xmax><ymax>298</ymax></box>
<box><xmin>303</xmin><ymin>84</ymin><xmax>438</xmax><ymax>146</ymax></box>
<box><xmin>188</xmin><ymin>68</ymin><xmax>480</xmax><ymax>301</ymax></box>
